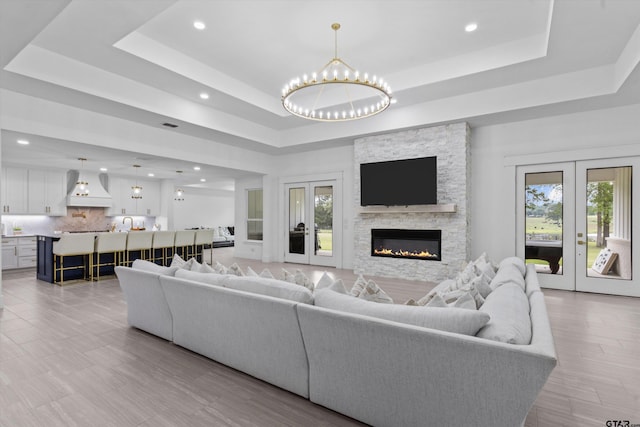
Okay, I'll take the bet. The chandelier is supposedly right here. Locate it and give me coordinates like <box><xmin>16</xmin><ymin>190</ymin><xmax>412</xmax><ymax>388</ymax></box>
<box><xmin>281</xmin><ymin>23</ymin><xmax>392</xmax><ymax>122</ymax></box>
<box><xmin>75</xmin><ymin>157</ymin><xmax>89</xmax><ymax>196</ymax></box>
<box><xmin>131</xmin><ymin>164</ymin><xmax>142</xmax><ymax>199</ymax></box>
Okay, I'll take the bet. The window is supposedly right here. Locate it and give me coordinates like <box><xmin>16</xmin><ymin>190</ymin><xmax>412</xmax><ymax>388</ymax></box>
<box><xmin>247</xmin><ymin>189</ymin><xmax>263</xmax><ymax>241</ymax></box>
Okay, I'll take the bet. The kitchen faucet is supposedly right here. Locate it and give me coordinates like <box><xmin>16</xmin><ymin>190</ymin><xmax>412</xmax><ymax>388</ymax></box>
<box><xmin>123</xmin><ymin>216</ymin><xmax>133</xmax><ymax>229</ymax></box>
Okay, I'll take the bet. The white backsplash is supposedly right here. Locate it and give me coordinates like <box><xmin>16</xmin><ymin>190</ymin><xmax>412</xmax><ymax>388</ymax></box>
<box><xmin>2</xmin><ymin>208</ymin><xmax>155</xmax><ymax>235</ymax></box>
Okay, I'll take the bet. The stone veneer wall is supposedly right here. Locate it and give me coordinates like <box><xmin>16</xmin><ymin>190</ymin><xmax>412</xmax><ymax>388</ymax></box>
<box><xmin>353</xmin><ymin>122</ymin><xmax>470</xmax><ymax>282</ymax></box>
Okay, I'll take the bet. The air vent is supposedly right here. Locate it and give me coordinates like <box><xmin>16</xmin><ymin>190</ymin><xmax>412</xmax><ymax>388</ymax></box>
<box><xmin>162</xmin><ymin>122</ymin><xmax>178</xmax><ymax>128</ymax></box>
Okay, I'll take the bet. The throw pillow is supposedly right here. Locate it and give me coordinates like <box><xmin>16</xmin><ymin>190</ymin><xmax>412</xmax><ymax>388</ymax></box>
<box><xmin>213</xmin><ymin>261</ymin><xmax>228</xmax><ymax>274</ymax></box>
<box><xmin>188</xmin><ymin>258</ymin><xmax>202</xmax><ymax>271</ymax></box>
<box><xmin>259</xmin><ymin>268</ymin><xmax>275</xmax><ymax>279</ymax></box>
<box><xmin>315</xmin><ymin>272</ymin><xmax>335</xmax><ymax>290</ymax></box>
<box><xmin>245</xmin><ymin>266</ymin><xmax>258</xmax><ymax>276</ymax></box>
<box><xmin>198</xmin><ymin>262</ymin><xmax>217</xmax><ymax>274</ymax></box>
<box><xmin>349</xmin><ymin>274</ymin><xmax>369</xmax><ymax>297</ymax></box>
<box><xmin>356</xmin><ymin>279</ymin><xmax>394</xmax><ymax>304</ymax></box>
<box><xmin>314</xmin><ymin>289</ymin><xmax>490</xmax><ymax>336</ymax></box>
<box><xmin>169</xmin><ymin>253</ymin><xmax>186</xmax><ymax>268</ymax></box>
<box><xmin>476</xmin><ymin>282</ymin><xmax>532</xmax><ymax>344</ymax></box>
<box><xmin>282</xmin><ymin>268</ymin><xmax>314</xmax><ymax>291</ymax></box>
<box><xmin>425</xmin><ymin>292</ymin><xmax>476</xmax><ymax>310</ymax></box>
<box><xmin>416</xmin><ymin>279</ymin><xmax>455</xmax><ymax>306</ymax></box>
<box><xmin>227</xmin><ymin>262</ymin><xmax>244</xmax><ymax>276</ymax></box>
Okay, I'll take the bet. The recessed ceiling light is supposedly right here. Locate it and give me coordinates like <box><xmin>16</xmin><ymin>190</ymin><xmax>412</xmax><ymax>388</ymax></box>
<box><xmin>148</xmin><ymin>173</ymin><xmax>155</xmax><ymax>177</ymax></box>
<box><xmin>17</xmin><ymin>139</ymin><xmax>29</xmax><ymax>145</ymax></box>
<box><xmin>200</xmin><ymin>178</ymin><xmax>206</xmax><ymax>182</ymax></box>
<box><xmin>199</xmin><ymin>93</ymin><xmax>209</xmax><ymax>100</ymax></box>
<box><xmin>193</xmin><ymin>166</ymin><xmax>201</xmax><ymax>171</ymax></box>
<box><xmin>100</xmin><ymin>167</ymin><xmax>108</xmax><ymax>172</ymax></box>
<box><xmin>193</xmin><ymin>21</ymin><xmax>206</xmax><ymax>30</ymax></box>
<box><xmin>465</xmin><ymin>22</ymin><xmax>478</xmax><ymax>32</ymax></box>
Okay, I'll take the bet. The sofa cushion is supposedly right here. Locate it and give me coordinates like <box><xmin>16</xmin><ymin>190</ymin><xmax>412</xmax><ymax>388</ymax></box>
<box><xmin>498</xmin><ymin>256</ymin><xmax>526</xmax><ymax>276</ymax></box>
<box><xmin>131</xmin><ymin>259</ymin><xmax>179</xmax><ymax>276</ymax></box>
<box><xmin>225</xmin><ymin>275</ymin><xmax>314</xmax><ymax>304</ymax></box>
<box><xmin>476</xmin><ymin>283</ymin><xmax>532</xmax><ymax>345</ymax></box>
<box><xmin>174</xmin><ymin>269</ymin><xmax>228</xmax><ymax>287</ymax></box>
<box><xmin>490</xmin><ymin>263</ymin><xmax>526</xmax><ymax>291</ymax></box>
<box><xmin>314</xmin><ymin>289</ymin><xmax>490</xmax><ymax>336</ymax></box>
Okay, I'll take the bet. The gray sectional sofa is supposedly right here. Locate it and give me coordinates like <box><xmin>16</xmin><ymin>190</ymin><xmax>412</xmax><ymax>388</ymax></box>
<box><xmin>115</xmin><ymin>259</ymin><xmax>557</xmax><ymax>427</ymax></box>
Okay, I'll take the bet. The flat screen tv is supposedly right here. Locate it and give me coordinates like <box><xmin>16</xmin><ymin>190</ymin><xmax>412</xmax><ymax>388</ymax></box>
<box><xmin>360</xmin><ymin>156</ymin><xmax>437</xmax><ymax>206</ymax></box>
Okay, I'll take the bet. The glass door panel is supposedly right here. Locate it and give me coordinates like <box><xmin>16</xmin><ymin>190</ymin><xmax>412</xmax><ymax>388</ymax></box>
<box><xmin>286</xmin><ymin>185</ymin><xmax>308</xmax><ymax>262</ymax></box>
<box><xmin>577</xmin><ymin>159</ymin><xmax>639</xmax><ymax>296</ymax></box>
<box><xmin>313</xmin><ymin>185</ymin><xmax>333</xmax><ymax>258</ymax></box>
<box><xmin>517</xmin><ymin>162</ymin><xmax>575</xmax><ymax>290</ymax></box>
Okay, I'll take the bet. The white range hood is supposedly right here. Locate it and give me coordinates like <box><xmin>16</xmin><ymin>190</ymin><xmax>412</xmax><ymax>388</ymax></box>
<box><xmin>66</xmin><ymin>171</ymin><xmax>113</xmax><ymax>207</ymax></box>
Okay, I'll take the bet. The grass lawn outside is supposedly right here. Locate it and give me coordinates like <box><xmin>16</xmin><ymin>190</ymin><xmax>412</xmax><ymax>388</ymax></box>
<box><xmin>317</xmin><ymin>230</ymin><xmax>333</xmax><ymax>251</ymax></box>
<box><xmin>525</xmin><ymin>215</ymin><xmax>603</xmax><ymax>270</ymax></box>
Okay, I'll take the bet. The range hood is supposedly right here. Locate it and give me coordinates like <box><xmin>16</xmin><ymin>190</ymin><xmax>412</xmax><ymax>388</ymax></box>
<box><xmin>66</xmin><ymin>171</ymin><xmax>113</xmax><ymax>207</ymax></box>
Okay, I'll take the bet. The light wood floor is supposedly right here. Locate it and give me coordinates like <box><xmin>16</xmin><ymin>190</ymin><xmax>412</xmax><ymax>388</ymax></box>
<box><xmin>0</xmin><ymin>248</ymin><xmax>639</xmax><ymax>426</ymax></box>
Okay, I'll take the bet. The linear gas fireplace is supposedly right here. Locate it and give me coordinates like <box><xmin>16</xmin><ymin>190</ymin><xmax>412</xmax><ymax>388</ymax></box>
<box><xmin>371</xmin><ymin>229</ymin><xmax>441</xmax><ymax>261</ymax></box>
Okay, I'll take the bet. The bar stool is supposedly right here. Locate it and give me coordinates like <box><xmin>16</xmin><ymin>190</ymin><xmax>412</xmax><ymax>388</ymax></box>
<box><xmin>93</xmin><ymin>232</ymin><xmax>127</xmax><ymax>280</ymax></box>
<box><xmin>194</xmin><ymin>229</ymin><xmax>214</xmax><ymax>264</ymax></box>
<box><xmin>125</xmin><ymin>231</ymin><xmax>153</xmax><ymax>265</ymax></box>
<box><xmin>174</xmin><ymin>230</ymin><xmax>196</xmax><ymax>260</ymax></box>
<box><xmin>52</xmin><ymin>233</ymin><xmax>96</xmax><ymax>285</ymax></box>
<box><xmin>151</xmin><ymin>231</ymin><xmax>175</xmax><ymax>266</ymax></box>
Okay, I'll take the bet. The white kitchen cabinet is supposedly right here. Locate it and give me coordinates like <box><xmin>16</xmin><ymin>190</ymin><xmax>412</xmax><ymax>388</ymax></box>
<box><xmin>27</xmin><ymin>169</ymin><xmax>67</xmax><ymax>215</ymax></box>
<box><xmin>107</xmin><ymin>176</ymin><xmax>160</xmax><ymax>216</ymax></box>
<box><xmin>2</xmin><ymin>236</ymin><xmax>36</xmax><ymax>270</ymax></box>
<box><xmin>1</xmin><ymin>167</ymin><xmax>28</xmax><ymax>214</ymax></box>
<box><xmin>107</xmin><ymin>176</ymin><xmax>137</xmax><ymax>215</ymax></box>
<box><xmin>137</xmin><ymin>179</ymin><xmax>160</xmax><ymax>216</ymax></box>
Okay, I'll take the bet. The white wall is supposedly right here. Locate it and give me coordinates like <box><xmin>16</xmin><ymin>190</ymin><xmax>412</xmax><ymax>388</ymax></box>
<box><xmin>233</xmin><ymin>145</ymin><xmax>355</xmax><ymax>268</ymax></box>
<box><xmin>171</xmin><ymin>188</ymin><xmax>234</xmax><ymax>231</ymax></box>
<box><xmin>470</xmin><ymin>103</ymin><xmax>640</xmax><ymax>262</ymax></box>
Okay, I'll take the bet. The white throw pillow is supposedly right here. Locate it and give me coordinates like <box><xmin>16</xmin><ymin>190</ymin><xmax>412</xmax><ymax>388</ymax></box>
<box><xmin>315</xmin><ymin>272</ymin><xmax>335</xmax><ymax>290</ymax></box>
<box><xmin>476</xmin><ymin>283</ymin><xmax>532</xmax><ymax>345</ymax></box>
<box><xmin>350</xmin><ymin>274</ymin><xmax>369</xmax><ymax>297</ymax></box>
<box><xmin>315</xmin><ymin>289</ymin><xmax>490</xmax><ymax>336</ymax></box>
<box><xmin>416</xmin><ymin>279</ymin><xmax>455</xmax><ymax>306</ymax></box>
<box><xmin>245</xmin><ymin>266</ymin><xmax>258</xmax><ymax>276</ymax></box>
<box><xmin>227</xmin><ymin>262</ymin><xmax>244</xmax><ymax>276</ymax></box>
<box><xmin>259</xmin><ymin>268</ymin><xmax>275</xmax><ymax>279</ymax></box>
<box><xmin>169</xmin><ymin>253</ymin><xmax>186</xmax><ymax>268</ymax></box>
<box><xmin>213</xmin><ymin>261</ymin><xmax>228</xmax><ymax>274</ymax></box>
<box><xmin>426</xmin><ymin>292</ymin><xmax>476</xmax><ymax>310</ymax></box>
<box><xmin>198</xmin><ymin>262</ymin><xmax>217</xmax><ymax>274</ymax></box>
<box><xmin>188</xmin><ymin>258</ymin><xmax>202</xmax><ymax>271</ymax></box>
<box><xmin>356</xmin><ymin>279</ymin><xmax>394</xmax><ymax>304</ymax></box>
<box><xmin>282</xmin><ymin>268</ymin><xmax>314</xmax><ymax>291</ymax></box>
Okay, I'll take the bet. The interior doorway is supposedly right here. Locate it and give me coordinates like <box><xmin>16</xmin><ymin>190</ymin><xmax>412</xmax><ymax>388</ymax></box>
<box><xmin>516</xmin><ymin>157</ymin><xmax>639</xmax><ymax>297</ymax></box>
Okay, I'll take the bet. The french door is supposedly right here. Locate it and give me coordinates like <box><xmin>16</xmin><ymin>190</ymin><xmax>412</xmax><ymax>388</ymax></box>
<box><xmin>284</xmin><ymin>180</ymin><xmax>340</xmax><ymax>267</ymax></box>
<box><xmin>517</xmin><ymin>157</ymin><xmax>640</xmax><ymax>296</ymax></box>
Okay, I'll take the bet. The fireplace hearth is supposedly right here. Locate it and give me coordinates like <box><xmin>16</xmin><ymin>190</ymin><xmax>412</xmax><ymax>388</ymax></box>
<box><xmin>371</xmin><ymin>229</ymin><xmax>441</xmax><ymax>261</ymax></box>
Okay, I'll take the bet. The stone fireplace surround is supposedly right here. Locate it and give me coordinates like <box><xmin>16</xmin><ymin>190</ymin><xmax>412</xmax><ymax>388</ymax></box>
<box><xmin>353</xmin><ymin>122</ymin><xmax>470</xmax><ymax>282</ymax></box>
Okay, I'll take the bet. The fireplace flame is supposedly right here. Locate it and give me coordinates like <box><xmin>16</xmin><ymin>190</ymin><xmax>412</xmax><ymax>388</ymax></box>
<box><xmin>373</xmin><ymin>247</ymin><xmax>438</xmax><ymax>259</ymax></box>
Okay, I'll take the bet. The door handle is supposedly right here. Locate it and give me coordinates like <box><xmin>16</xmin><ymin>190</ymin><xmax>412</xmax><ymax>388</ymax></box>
<box><xmin>577</xmin><ymin>240</ymin><xmax>586</xmax><ymax>245</ymax></box>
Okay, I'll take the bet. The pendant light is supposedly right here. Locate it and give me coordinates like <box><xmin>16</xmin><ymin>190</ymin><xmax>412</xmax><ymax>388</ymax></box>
<box><xmin>131</xmin><ymin>164</ymin><xmax>142</xmax><ymax>199</ymax></box>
